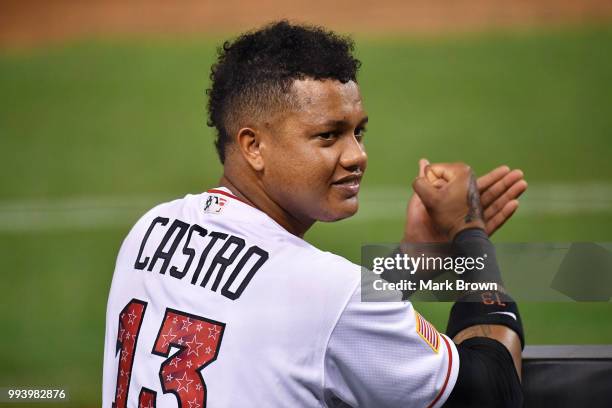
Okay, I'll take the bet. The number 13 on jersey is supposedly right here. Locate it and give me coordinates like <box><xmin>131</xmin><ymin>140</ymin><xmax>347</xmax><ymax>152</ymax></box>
<box><xmin>112</xmin><ymin>299</ymin><xmax>226</xmax><ymax>408</ymax></box>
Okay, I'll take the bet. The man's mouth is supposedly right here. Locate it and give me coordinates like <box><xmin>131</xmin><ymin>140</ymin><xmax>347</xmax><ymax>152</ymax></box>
<box><xmin>332</xmin><ymin>174</ymin><xmax>362</xmax><ymax>196</ymax></box>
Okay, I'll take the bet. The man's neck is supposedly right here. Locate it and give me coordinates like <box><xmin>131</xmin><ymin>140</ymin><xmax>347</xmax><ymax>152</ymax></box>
<box><xmin>218</xmin><ymin>174</ymin><xmax>314</xmax><ymax>238</ymax></box>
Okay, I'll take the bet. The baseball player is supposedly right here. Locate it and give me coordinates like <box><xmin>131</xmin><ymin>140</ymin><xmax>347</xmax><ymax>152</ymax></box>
<box><xmin>103</xmin><ymin>21</ymin><xmax>526</xmax><ymax>407</ymax></box>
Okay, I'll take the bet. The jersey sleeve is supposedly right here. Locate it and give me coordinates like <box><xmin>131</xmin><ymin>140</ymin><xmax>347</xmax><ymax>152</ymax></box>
<box><xmin>323</xmin><ymin>284</ymin><xmax>459</xmax><ymax>408</ymax></box>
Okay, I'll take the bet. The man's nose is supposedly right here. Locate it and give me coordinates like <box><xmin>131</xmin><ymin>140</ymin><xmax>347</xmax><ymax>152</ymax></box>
<box><xmin>339</xmin><ymin>135</ymin><xmax>367</xmax><ymax>171</ymax></box>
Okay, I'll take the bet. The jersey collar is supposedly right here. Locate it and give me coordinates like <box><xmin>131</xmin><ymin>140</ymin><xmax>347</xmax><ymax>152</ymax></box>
<box><xmin>206</xmin><ymin>187</ymin><xmax>253</xmax><ymax>207</ymax></box>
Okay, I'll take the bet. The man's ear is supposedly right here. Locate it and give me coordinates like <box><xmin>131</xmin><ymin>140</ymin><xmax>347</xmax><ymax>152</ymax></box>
<box><xmin>236</xmin><ymin>127</ymin><xmax>265</xmax><ymax>171</ymax></box>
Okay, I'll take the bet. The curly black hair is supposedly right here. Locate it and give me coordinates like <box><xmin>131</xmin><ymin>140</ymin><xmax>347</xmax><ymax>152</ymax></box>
<box><xmin>206</xmin><ymin>20</ymin><xmax>361</xmax><ymax>163</ymax></box>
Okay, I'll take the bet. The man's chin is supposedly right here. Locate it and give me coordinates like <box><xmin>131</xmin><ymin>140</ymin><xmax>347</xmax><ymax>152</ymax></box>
<box><xmin>318</xmin><ymin>200</ymin><xmax>359</xmax><ymax>222</ymax></box>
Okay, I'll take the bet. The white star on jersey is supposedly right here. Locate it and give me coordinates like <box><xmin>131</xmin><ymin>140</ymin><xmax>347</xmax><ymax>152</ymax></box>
<box><xmin>182</xmin><ymin>317</ymin><xmax>193</xmax><ymax>331</ymax></box>
<box><xmin>176</xmin><ymin>372</ymin><xmax>193</xmax><ymax>393</ymax></box>
<box><xmin>170</xmin><ymin>357</ymin><xmax>182</xmax><ymax>368</ymax></box>
<box><xmin>188</xmin><ymin>398</ymin><xmax>201</xmax><ymax>408</ymax></box>
<box><xmin>186</xmin><ymin>335</ymin><xmax>203</xmax><ymax>357</ymax></box>
<box><xmin>161</xmin><ymin>328</ymin><xmax>176</xmax><ymax>348</ymax></box>
<box><xmin>127</xmin><ymin>311</ymin><xmax>137</xmax><ymax>325</ymax></box>
<box><xmin>207</xmin><ymin>326</ymin><xmax>220</xmax><ymax>340</ymax></box>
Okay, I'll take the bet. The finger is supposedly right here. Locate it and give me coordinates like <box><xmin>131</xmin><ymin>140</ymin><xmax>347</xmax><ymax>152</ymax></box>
<box><xmin>418</xmin><ymin>158</ymin><xmax>429</xmax><ymax>177</ymax></box>
<box><xmin>412</xmin><ymin>176</ymin><xmax>438</xmax><ymax>207</ymax></box>
<box><xmin>480</xmin><ymin>169</ymin><xmax>525</xmax><ymax>207</ymax></box>
<box><xmin>407</xmin><ymin>185</ymin><xmax>426</xmax><ymax>213</ymax></box>
<box><xmin>424</xmin><ymin>164</ymin><xmax>438</xmax><ymax>183</ymax></box>
<box><xmin>484</xmin><ymin>180</ymin><xmax>528</xmax><ymax>221</ymax></box>
<box><xmin>485</xmin><ymin>200</ymin><xmax>519</xmax><ymax>236</ymax></box>
<box><xmin>432</xmin><ymin>178</ymin><xmax>447</xmax><ymax>188</ymax></box>
<box><xmin>426</xmin><ymin>163</ymin><xmax>462</xmax><ymax>183</ymax></box>
<box><xmin>477</xmin><ymin>165</ymin><xmax>510</xmax><ymax>191</ymax></box>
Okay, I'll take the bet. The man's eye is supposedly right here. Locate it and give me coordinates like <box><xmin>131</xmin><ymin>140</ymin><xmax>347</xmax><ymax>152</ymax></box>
<box><xmin>355</xmin><ymin>127</ymin><xmax>367</xmax><ymax>140</ymax></box>
<box><xmin>318</xmin><ymin>132</ymin><xmax>336</xmax><ymax>140</ymax></box>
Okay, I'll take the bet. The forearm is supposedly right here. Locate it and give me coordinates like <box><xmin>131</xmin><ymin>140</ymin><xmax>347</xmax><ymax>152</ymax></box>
<box><xmin>447</xmin><ymin>228</ymin><xmax>524</xmax><ymax>380</ymax></box>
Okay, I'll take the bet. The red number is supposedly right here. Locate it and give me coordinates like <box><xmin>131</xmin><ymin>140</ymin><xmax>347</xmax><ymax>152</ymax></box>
<box><xmin>138</xmin><ymin>388</ymin><xmax>156</xmax><ymax>408</ymax></box>
<box><xmin>112</xmin><ymin>300</ymin><xmax>225</xmax><ymax>408</ymax></box>
<box><xmin>113</xmin><ymin>299</ymin><xmax>148</xmax><ymax>408</ymax></box>
<box><xmin>153</xmin><ymin>309</ymin><xmax>225</xmax><ymax>407</ymax></box>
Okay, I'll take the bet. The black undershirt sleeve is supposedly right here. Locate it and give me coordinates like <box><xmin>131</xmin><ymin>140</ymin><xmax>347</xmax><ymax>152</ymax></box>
<box><xmin>444</xmin><ymin>337</ymin><xmax>523</xmax><ymax>408</ymax></box>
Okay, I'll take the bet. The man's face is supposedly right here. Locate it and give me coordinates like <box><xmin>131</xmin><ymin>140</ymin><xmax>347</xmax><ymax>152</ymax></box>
<box><xmin>260</xmin><ymin>78</ymin><xmax>368</xmax><ymax>224</ymax></box>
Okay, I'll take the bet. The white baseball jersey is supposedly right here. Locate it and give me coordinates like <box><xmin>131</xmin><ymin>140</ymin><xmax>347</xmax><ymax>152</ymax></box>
<box><xmin>103</xmin><ymin>187</ymin><xmax>459</xmax><ymax>407</ymax></box>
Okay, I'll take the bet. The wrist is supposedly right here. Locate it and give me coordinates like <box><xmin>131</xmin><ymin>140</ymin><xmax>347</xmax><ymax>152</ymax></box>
<box><xmin>449</xmin><ymin>219</ymin><xmax>485</xmax><ymax>241</ymax></box>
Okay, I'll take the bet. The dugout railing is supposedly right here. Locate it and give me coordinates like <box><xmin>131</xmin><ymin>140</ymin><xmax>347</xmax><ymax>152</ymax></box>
<box><xmin>522</xmin><ymin>345</ymin><xmax>612</xmax><ymax>407</ymax></box>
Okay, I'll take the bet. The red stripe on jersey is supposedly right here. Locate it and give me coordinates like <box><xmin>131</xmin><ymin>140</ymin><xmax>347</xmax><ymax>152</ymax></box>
<box><xmin>207</xmin><ymin>188</ymin><xmax>253</xmax><ymax>207</ymax></box>
<box><xmin>427</xmin><ymin>335</ymin><xmax>454</xmax><ymax>408</ymax></box>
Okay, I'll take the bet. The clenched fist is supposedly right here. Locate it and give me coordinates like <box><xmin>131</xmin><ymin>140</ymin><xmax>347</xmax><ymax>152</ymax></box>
<box><xmin>412</xmin><ymin>162</ymin><xmax>485</xmax><ymax>240</ymax></box>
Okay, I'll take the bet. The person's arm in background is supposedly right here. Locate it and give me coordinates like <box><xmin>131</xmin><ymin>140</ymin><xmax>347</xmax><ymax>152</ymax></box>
<box><xmin>411</xmin><ymin>162</ymin><xmax>524</xmax><ymax>407</ymax></box>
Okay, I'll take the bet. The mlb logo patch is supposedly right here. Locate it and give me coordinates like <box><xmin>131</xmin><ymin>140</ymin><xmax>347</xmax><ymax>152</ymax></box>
<box><xmin>204</xmin><ymin>194</ymin><xmax>228</xmax><ymax>214</ymax></box>
<box><xmin>415</xmin><ymin>312</ymin><xmax>440</xmax><ymax>353</ymax></box>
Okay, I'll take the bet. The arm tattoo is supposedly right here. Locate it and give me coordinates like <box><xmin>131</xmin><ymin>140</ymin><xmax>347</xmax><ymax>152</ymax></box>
<box><xmin>464</xmin><ymin>171</ymin><xmax>483</xmax><ymax>223</ymax></box>
<box><xmin>453</xmin><ymin>324</ymin><xmax>492</xmax><ymax>344</ymax></box>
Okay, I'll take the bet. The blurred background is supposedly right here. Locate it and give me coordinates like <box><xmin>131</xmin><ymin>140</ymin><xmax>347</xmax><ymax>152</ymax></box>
<box><xmin>1</xmin><ymin>0</ymin><xmax>611</xmax><ymax>406</ymax></box>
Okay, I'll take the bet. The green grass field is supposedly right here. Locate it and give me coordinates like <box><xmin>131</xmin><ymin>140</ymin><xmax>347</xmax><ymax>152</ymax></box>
<box><xmin>1</xmin><ymin>25</ymin><xmax>611</xmax><ymax>406</ymax></box>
